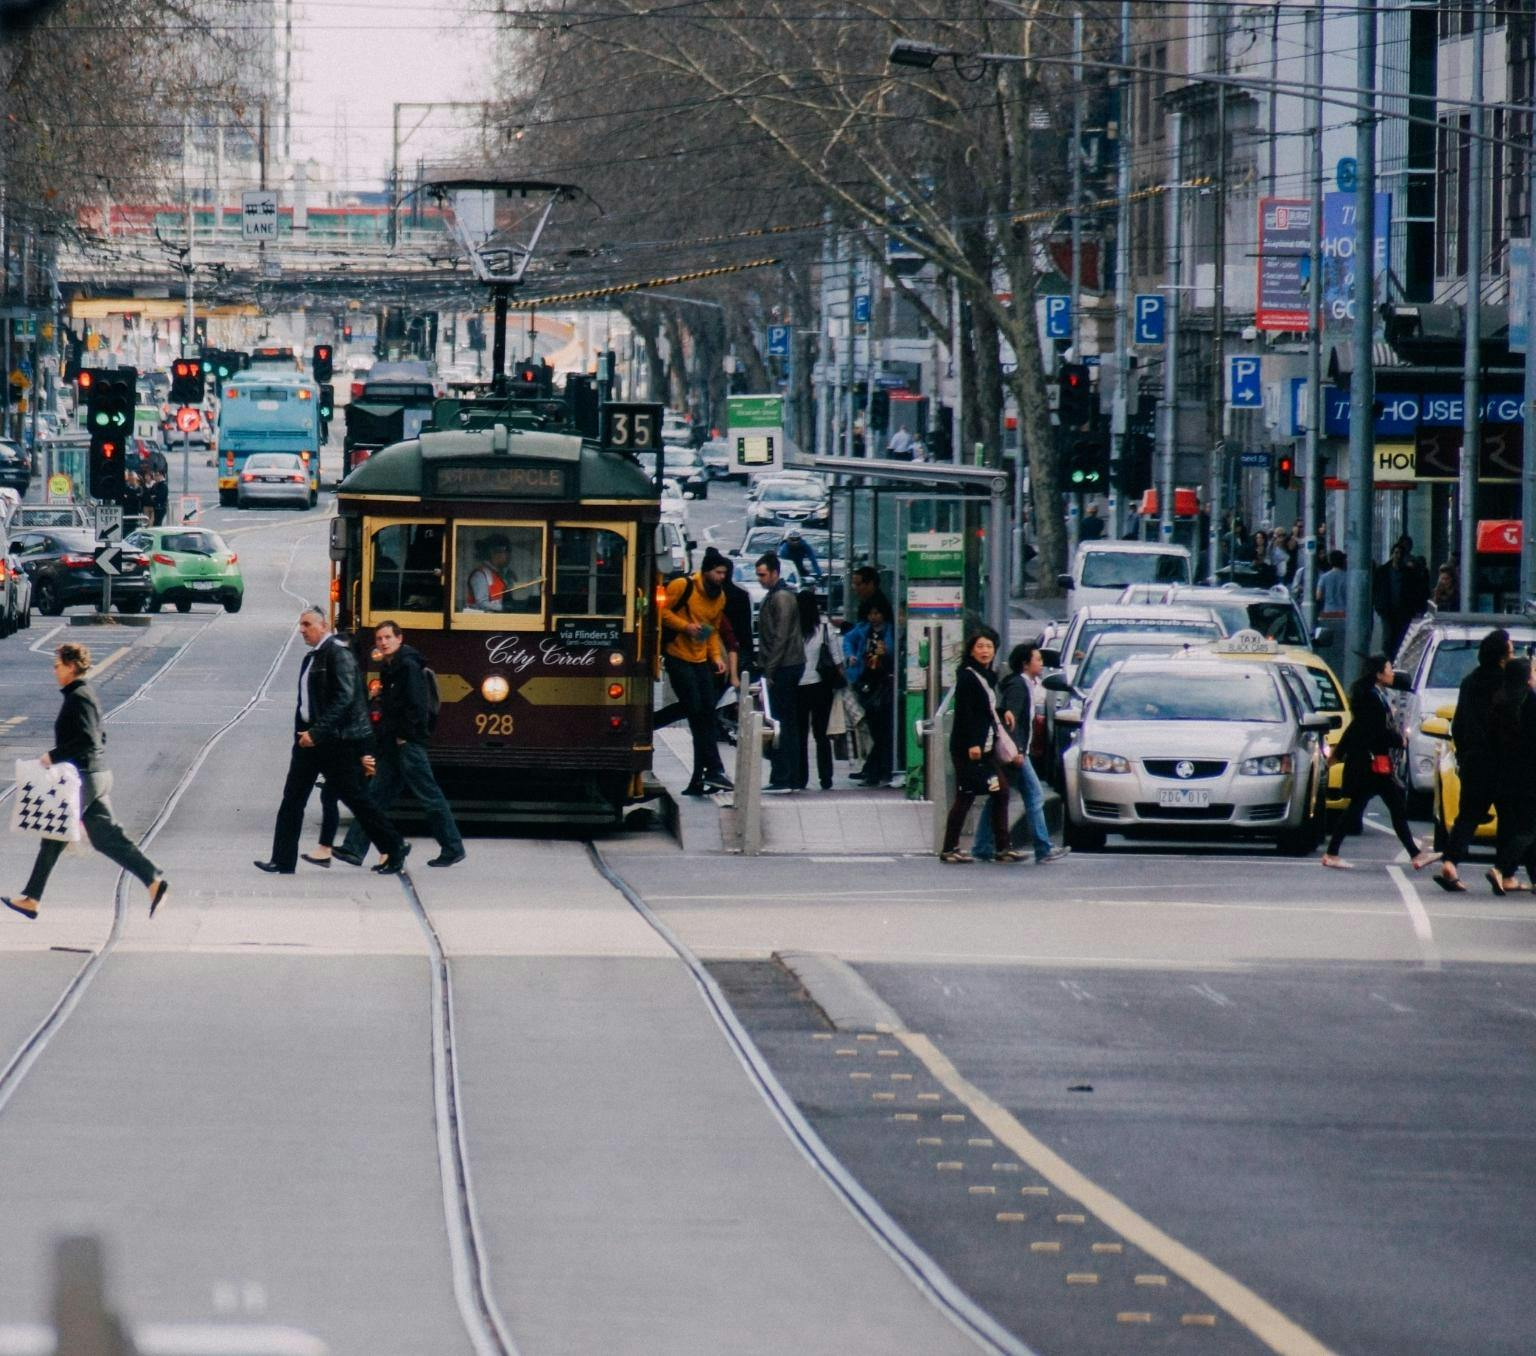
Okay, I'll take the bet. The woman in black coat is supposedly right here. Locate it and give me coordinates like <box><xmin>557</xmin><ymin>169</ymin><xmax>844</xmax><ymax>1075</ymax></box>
<box><xmin>1487</xmin><ymin>658</ymin><xmax>1536</xmax><ymax>895</ymax></box>
<box><xmin>1321</xmin><ymin>652</ymin><xmax>1437</xmax><ymax>870</ymax></box>
<box><xmin>4</xmin><ymin>643</ymin><xmax>168</xmax><ymax>920</ymax></box>
<box><xmin>939</xmin><ymin>627</ymin><xmax>1015</xmax><ymax>863</ymax></box>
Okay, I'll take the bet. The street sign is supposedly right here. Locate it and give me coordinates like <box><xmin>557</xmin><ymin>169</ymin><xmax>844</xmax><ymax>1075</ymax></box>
<box><xmin>1044</xmin><ymin>295</ymin><xmax>1071</xmax><ymax>339</ymax></box>
<box><xmin>47</xmin><ymin>473</ymin><xmax>71</xmax><ymax>503</ymax></box>
<box><xmin>175</xmin><ymin>405</ymin><xmax>201</xmax><ymax>433</ymax></box>
<box><xmin>179</xmin><ymin>494</ymin><xmax>201</xmax><ymax>523</ymax></box>
<box><xmin>1133</xmin><ymin>294</ymin><xmax>1165</xmax><ymax>344</ymax></box>
<box><xmin>1240</xmin><ymin>451</ymin><xmax>1273</xmax><ymax>469</ymax></box>
<box><xmin>1336</xmin><ymin>156</ymin><xmax>1358</xmax><ymax>192</ymax></box>
<box><xmin>93</xmin><ymin>543</ymin><xmax>123</xmax><ymax>577</ymax></box>
<box><xmin>1227</xmin><ymin>355</ymin><xmax>1263</xmax><ymax>409</ymax></box>
<box><xmin>242</xmin><ymin>190</ymin><xmax>278</xmax><ymax>240</ymax></box>
<box><xmin>726</xmin><ymin>393</ymin><xmax>786</xmax><ymax>476</ymax></box>
<box><xmin>94</xmin><ymin>508</ymin><xmax>122</xmax><ymax>541</ymax></box>
<box><xmin>853</xmin><ymin>294</ymin><xmax>872</xmax><ymax>324</ymax></box>
<box><xmin>765</xmin><ymin>324</ymin><xmax>790</xmax><ymax>358</ymax></box>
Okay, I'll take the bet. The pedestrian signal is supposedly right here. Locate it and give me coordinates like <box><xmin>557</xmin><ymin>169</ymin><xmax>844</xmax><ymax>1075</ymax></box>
<box><xmin>1058</xmin><ymin>362</ymin><xmax>1092</xmax><ymax>428</ymax></box>
<box><xmin>1277</xmin><ymin>453</ymin><xmax>1294</xmax><ymax>489</ymax></box>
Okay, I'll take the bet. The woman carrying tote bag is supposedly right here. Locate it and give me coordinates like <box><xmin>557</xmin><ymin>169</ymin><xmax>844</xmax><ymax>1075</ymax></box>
<box><xmin>4</xmin><ymin>643</ymin><xmax>169</xmax><ymax>921</ymax></box>
<box><xmin>794</xmin><ymin>589</ymin><xmax>843</xmax><ymax>791</ymax></box>
<box><xmin>939</xmin><ymin>627</ymin><xmax>1016</xmax><ymax>863</ymax></box>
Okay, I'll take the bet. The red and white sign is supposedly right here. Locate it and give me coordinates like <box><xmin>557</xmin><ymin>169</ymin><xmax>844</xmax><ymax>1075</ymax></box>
<box><xmin>174</xmin><ymin>406</ymin><xmax>201</xmax><ymax>433</ymax></box>
<box><xmin>1476</xmin><ymin>520</ymin><xmax>1523</xmax><ymax>555</ymax></box>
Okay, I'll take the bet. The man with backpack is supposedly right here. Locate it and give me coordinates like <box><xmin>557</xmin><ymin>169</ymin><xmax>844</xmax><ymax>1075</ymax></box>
<box><xmin>661</xmin><ymin>547</ymin><xmax>734</xmax><ymax>796</ymax></box>
<box><xmin>334</xmin><ymin>619</ymin><xmax>466</xmax><ymax>869</ymax></box>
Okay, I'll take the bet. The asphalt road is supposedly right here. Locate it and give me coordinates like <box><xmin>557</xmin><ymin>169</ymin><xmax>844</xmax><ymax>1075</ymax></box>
<box><xmin>0</xmin><ymin>445</ymin><xmax>1531</xmax><ymax>1354</ymax></box>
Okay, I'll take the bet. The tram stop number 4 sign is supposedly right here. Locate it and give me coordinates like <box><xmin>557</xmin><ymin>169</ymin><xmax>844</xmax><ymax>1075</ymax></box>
<box><xmin>727</xmin><ymin>394</ymin><xmax>785</xmax><ymax>477</ymax></box>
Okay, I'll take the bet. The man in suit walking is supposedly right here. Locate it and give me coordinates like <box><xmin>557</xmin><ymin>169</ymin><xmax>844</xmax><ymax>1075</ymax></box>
<box><xmin>255</xmin><ymin>607</ymin><xmax>408</xmax><ymax>876</ymax></box>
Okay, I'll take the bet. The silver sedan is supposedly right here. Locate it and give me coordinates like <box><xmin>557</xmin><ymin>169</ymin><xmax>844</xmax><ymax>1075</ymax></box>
<box><xmin>1053</xmin><ymin>655</ymin><xmax>1331</xmax><ymax>853</ymax></box>
<box><xmin>237</xmin><ymin>452</ymin><xmax>313</xmax><ymax>509</ymax></box>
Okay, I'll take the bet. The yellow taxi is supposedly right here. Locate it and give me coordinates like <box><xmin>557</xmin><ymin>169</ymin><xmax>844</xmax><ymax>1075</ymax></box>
<box><xmin>1418</xmin><ymin>705</ymin><xmax>1497</xmax><ymax>850</ymax></box>
<box><xmin>1183</xmin><ymin>631</ymin><xmax>1351</xmax><ymax>810</ymax></box>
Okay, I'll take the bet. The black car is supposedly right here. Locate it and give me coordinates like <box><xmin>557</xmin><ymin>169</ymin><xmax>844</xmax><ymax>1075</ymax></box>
<box><xmin>10</xmin><ymin>527</ymin><xmax>150</xmax><ymax>615</ymax></box>
<box><xmin>0</xmin><ymin>440</ymin><xmax>29</xmax><ymax>497</ymax></box>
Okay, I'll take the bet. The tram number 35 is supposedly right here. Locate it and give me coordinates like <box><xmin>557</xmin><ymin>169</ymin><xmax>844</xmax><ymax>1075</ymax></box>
<box><xmin>601</xmin><ymin>402</ymin><xmax>663</xmax><ymax>453</ymax></box>
<box><xmin>476</xmin><ymin>713</ymin><xmax>515</xmax><ymax>736</ymax></box>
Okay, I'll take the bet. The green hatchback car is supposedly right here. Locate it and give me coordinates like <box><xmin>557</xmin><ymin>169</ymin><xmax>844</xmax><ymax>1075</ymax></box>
<box><xmin>124</xmin><ymin>526</ymin><xmax>244</xmax><ymax>613</ymax></box>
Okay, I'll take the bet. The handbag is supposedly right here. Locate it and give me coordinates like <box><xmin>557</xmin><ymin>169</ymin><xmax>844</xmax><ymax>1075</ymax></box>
<box><xmin>1369</xmin><ymin>753</ymin><xmax>1393</xmax><ymax>777</ymax></box>
<box><xmin>969</xmin><ymin>670</ymin><xmax>1021</xmax><ymax>768</ymax></box>
<box><xmin>816</xmin><ymin>621</ymin><xmax>846</xmax><ymax>690</ymax></box>
<box><xmin>9</xmin><ymin>759</ymin><xmax>83</xmax><ymax>843</ymax></box>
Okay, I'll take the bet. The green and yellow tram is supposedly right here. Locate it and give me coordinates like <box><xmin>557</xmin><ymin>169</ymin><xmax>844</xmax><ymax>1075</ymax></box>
<box><xmin>330</xmin><ymin>403</ymin><xmax>662</xmax><ymax>825</ymax></box>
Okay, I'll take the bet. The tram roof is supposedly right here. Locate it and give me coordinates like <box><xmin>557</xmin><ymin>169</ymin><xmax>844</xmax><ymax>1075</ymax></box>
<box><xmin>337</xmin><ymin>426</ymin><xmax>658</xmax><ymax>501</ymax></box>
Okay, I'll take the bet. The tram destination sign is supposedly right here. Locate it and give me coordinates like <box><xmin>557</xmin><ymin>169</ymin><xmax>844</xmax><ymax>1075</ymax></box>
<box><xmin>556</xmin><ymin>617</ymin><xmax>623</xmax><ymax>648</ymax></box>
<box><xmin>429</xmin><ymin>463</ymin><xmax>573</xmax><ymax>498</ymax></box>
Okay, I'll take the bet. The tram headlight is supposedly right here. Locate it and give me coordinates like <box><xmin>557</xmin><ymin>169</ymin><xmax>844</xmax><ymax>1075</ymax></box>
<box><xmin>481</xmin><ymin>675</ymin><xmax>511</xmax><ymax>703</ymax></box>
<box><xmin>608</xmin><ymin>650</ymin><xmax>625</xmax><ymax>667</ymax></box>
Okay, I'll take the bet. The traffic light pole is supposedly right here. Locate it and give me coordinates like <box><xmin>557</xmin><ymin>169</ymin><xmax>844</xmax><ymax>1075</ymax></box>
<box><xmin>1159</xmin><ymin>110</ymin><xmax>1183</xmax><ymax>544</ymax></box>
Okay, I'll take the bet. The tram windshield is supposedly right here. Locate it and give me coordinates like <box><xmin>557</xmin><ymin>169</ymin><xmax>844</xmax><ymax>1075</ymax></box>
<box><xmin>454</xmin><ymin>523</ymin><xmax>544</xmax><ymax>619</ymax></box>
<box><xmin>551</xmin><ymin>526</ymin><xmax>628</xmax><ymax>617</ymax></box>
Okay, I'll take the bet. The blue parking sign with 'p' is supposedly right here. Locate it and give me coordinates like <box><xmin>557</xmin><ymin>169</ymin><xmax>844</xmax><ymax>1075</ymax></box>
<box><xmin>1133</xmin><ymin>294</ymin><xmax>1165</xmax><ymax>344</ymax></box>
<box><xmin>766</xmin><ymin>325</ymin><xmax>790</xmax><ymax>357</ymax></box>
<box><xmin>1228</xmin><ymin>355</ymin><xmax>1262</xmax><ymax>409</ymax></box>
<box><xmin>1044</xmin><ymin>296</ymin><xmax>1071</xmax><ymax>339</ymax></box>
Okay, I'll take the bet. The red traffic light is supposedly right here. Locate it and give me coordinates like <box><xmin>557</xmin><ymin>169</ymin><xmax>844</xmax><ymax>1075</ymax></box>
<box><xmin>77</xmin><ymin>371</ymin><xmax>94</xmax><ymax>390</ymax></box>
<box><xmin>100</xmin><ymin>441</ymin><xmax>118</xmax><ymax>458</ymax></box>
<box><xmin>315</xmin><ymin>345</ymin><xmax>331</xmax><ymax>360</ymax></box>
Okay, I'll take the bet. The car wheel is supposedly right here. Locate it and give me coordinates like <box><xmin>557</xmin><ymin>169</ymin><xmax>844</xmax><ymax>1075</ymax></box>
<box><xmin>1063</xmin><ymin>817</ymin><xmax>1106</xmax><ymax>852</ymax></box>
<box><xmin>36</xmin><ymin>582</ymin><xmax>60</xmax><ymax>617</ymax></box>
<box><xmin>308</xmin><ymin>493</ymin><xmax>318</xmax><ymax>509</ymax></box>
<box><xmin>218</xmin><ymin>489</ymin><xmax>236</xmax><ymax>507</ymax></box>
<box><xmin>146</xmin><ymin>596</ymin><xmax>163</xmax><ymax>614</ymax></box>
<box><xmin>223</xmin><ymin>595</ymin><xmax>243</xmax><ymax>614</ymax></box>
<box><xmin>0</xmin><ymin>608</ymin><xmax>11</xmax><ymax>639</ymax></box>
<box><xmin>175</xmin><ymin>599</ymin><xmax>192</xmax><ymax>614</ymax></box>
<box><xmin>116</xmin><ymin>596</ymin><xmax>144</xmax><ymax>615</ymax></box>
<box><xmin>19</xmin><ymin>602</ymin><xmax>30</xmax><ymax>629</ymax></box>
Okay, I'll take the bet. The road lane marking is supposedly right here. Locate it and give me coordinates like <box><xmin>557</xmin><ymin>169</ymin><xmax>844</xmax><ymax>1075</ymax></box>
<box><xmin>27</xmin><ymin>623</ymin><xmax>65</xmax><ymax>653</ymax></box>
<box><xmin>85</xmin><ymin>645</ymin><xmax>129</xmax><ymax>680</ymax></box>
<box><xmin>1387</xmin><ymin>865</ymin><xmax>1441</xmax><ymax>971</ymax></box>
<box><xmin>898</xmin><ymin>1031</ymin><xmax>1338</xmax><ymax>1356</ymax></box>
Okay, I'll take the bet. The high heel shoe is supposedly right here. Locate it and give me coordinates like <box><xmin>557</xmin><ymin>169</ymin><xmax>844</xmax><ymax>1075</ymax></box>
<box><xmin>148</xmin><ymin>879</ymin><xmax>169</xmax><ymax>918</ymax></box>
<box><xmin>1486</xmin><ymin>869</ymin><xmax>1508</xmax><ymax>897</ymax></box>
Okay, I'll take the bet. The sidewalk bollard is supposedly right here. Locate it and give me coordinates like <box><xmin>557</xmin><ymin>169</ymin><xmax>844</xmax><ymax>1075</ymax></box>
<box><xmin>730</xmin><ymin>670</ymin><xmax>767</xmax><ymax>855</ymax></box>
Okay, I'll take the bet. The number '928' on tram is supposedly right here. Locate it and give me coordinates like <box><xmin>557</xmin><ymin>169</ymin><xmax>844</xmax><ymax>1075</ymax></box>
<box><xmin>330</xmin><ymin>414</ymin><xmax>661</xmax><ymax>824</ymax></box>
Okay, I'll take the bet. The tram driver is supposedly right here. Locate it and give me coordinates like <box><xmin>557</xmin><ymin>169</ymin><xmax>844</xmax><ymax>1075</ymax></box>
<box><xmin>464</xmin><ymin>529</ymin><xmax>540</xmax><ymax>613</ymax></box>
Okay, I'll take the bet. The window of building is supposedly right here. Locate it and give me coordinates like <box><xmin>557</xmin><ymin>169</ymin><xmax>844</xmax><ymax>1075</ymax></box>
<box><xmin>451</xmin><ymin>522</ymin><xmax>545</xmax><ymax>629</ymax></box>
<box><xmin>365</xmin><ymin>520</ymin><xmax>445</xmax><ymax>625</ymax></box>
<box><xmin>550</xmin><ymin>525</ymin><xmax>630</xmax><ymax>618</ymax></box>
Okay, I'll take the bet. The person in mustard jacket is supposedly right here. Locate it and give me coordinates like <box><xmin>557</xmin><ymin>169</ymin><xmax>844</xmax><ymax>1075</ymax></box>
<box><xmin>661</xmin><ymin>547</ymin><xmax>732</xmax><ymax>796</ymax></box>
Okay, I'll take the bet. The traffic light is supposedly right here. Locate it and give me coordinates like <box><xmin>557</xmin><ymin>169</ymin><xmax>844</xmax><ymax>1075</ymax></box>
<box><xmin>170</xmin><ymin>357</ymin><xmax>205</xmax><ymax>404</ymax></box>
<box><xmin>1068</xmin><ymin>430</ymin><xmax>1108</xmax><ymax>491</ymax></box>
<box><xmin>318</xmin><ymin>383</ymin><xmax>334</xmax><ymax>422</ymax></box>
<box><xmin>89</xmin><ymin>433</ymin><xmax>125</xmax><ymax>500</ymax></box>
<box><xmin>312</xmin><ymin>344</ymin><xmax>334</xmax><ymax>383</ymax></box>
<box><xmin>86</xmin><ymin>368</ymin><xmax>136</xmax><ymax>501</ymax></box>
<box><xmin>342</xmin><ymin>322</ymin><xmax>353</xmax><ymax>342</ymax></box>
<box><xmin>1058</xmin><ymin>362</ymin><xmax>1092</xmax><ymax>428</ymax></box>
<box><xmin>202</xmin><ymin>349</ymin><xmax>237</xmax><ymax>394</ymax></box>
<box><xmin>1276</xmin><ymin>452</ymin><xmax>1294</xmax><ymax>489</ymax></box>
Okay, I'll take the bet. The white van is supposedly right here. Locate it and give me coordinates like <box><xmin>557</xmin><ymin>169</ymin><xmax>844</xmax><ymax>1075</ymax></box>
<box><xmin>1057</xmin><ymin>540</ymin><xmax>1192</xmax><ymax>614</ymax></box>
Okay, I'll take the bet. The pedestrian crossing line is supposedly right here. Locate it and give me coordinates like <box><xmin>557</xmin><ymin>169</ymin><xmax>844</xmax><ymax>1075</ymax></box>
<box><xmin>86</xmin><ymin>645</ymin><xmax>130</xmax><ymax>680</ymax></box>
<box><xmin>1</xmin><ymin>716</ymin><xmax>23</xmax><ymax>727</ymax></box>
<box><xmin>898</xmin><ymin>1030</ymin><xmax>1338</xmax><ymax>1356</ymax></box>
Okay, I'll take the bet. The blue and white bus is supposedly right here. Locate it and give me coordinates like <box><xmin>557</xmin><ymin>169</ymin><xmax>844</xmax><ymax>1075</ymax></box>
<box><xmin>216</xmin><ymin>372</ymin><xmax>322</xmax><ymax>507</ymax></box>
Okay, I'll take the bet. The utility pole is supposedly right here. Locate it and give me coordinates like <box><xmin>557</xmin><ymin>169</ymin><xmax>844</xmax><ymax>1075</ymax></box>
<box><xmin>1344</xmin><ymin>2</ymin><xmax>1378</xmax><ymax>672</ymax></box>
<box><xmin>1302</xmin><ymin>1</ymin><xmax>1325</xmax><ymax>632</ymax></box>
<box><xmin>1212</xmin><ymin>17</ymin><xmax>1229</xmax><ymax>549</ymax></box>
<box><xmin>1070</xmin><ymin>9</ymin><xmax>1084</xmax><ymax>359</ymax></box>
<box><xmin>1160</xmin><ymin>110</ymin><xmax>1183</xmax><ymax>544</ymax></box>
<box><xmin>844</xmin><ymin>236</ymin><xmax>857</xmax><ymax>457</ymax></box>
<box><xmin>1459</xmin><ymin>3</ymin><xmax>1486</xmax><ymax>611</ymax></box>
<box><xmin>1109</xmin><ymin>0</ymin><xmax>1131</xmax><ymax>538</ymax></box>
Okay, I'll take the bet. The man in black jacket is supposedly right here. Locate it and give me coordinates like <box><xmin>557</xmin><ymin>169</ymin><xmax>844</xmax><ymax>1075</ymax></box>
<box><xmin>1435</xmin><ymin>627</ymin><xmax>1512</xmax><ymax>891</ymax></box>
<box><xmin>335</xmin><ymin>621</ymin><xmax>465</xmax><ymax>868</ymax></box>
<box><xmin>256</xmin><ymin>608</ymin><xmax>407</xmax><ymax>875</ymax></box>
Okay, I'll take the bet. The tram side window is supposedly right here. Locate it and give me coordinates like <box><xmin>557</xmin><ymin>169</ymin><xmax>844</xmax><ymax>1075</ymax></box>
<box><xmin>370</xmin><ymin>523</ymin><xmax>445</xmax><ymax>613</ymax></box>
<box><xmin>551</xmin><ymin>527</ymin><xmax>628</xmax><ymax>617</ymax></box>
<box><xmin>455</xmin><ymin>525</ymin><xmax>544</xmax><ymax>615</ymax></box>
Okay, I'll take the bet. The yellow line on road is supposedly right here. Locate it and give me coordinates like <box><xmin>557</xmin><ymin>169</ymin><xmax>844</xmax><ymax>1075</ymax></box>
<box><xmin>897</xmin><ymin>1031</ymin><xmax>1338</xmax><ymax>1356</ymax></box>
<box><xmin>87</xmin><ymin>646</ymin><xmax>130</xmax><ymax>680</ymax></box>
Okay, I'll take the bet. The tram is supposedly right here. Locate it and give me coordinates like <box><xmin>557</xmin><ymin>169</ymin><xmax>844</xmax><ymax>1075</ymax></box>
<box><xmin>330</xmin><ymin>393</ymin><xmax>663</xmax><ymax>825</ymax></box>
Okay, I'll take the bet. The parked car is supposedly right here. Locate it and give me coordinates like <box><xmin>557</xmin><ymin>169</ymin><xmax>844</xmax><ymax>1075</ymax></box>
<box><xmin>1161</xmin><ymin>584</ymin><xmax>1324</xmax><ymax>650</ymax></box>
<box><xmin>656</xmin><ymin>521</ymin><xmax>694</xmax><ymax>577</ymax></box>
<box><xmin>636</xmin><ymin>448</ymin><xmax>709</xmax><ymax>498</ymax></box>
<box><xmin>1056</xmin><ymin>540</ymin><xmax>1192</xmax><ymax>614</ymax></box>
<box><xmin>1389</xmin><ymin>610</ymin><xmax>1536</xmax><ymax>803</ymax></box>
<box><xmin>10</xmin><ymin>527</ymin><xmax>149</xmax><ymax>615</ymax></box>
<box><xmin>0</xmin><ymin>522</ymin><xmax>33</xmax><ymax>636</ymax></box>
<box><xmin>700</xmin><ymin>438</ymin><xmax>733</xmax><ymax>480</ymax></box>
<box><xmin>751</xmin><ymin>476</ymin><xmax>829</xmax><ymax>528</ymax></box>
<box><xmin>0</xmin><ymin>439</ymin><xmax>30</xmax><ymax>497</ymax></box>
<box><xmin>237</xmin><ymin>452</ymin><xmax>316</xmax><ymax>509</ymax></box>
<box><xmin>124</xmin><ymin>525</ymin><xmax>244</xmax><ymax>614</ymax></box>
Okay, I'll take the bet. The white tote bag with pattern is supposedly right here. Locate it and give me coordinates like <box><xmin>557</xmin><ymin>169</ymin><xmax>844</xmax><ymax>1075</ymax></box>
<box><xmin>9</xmin><ymin>759</ymin><xmax>83</xmax><ymax>843</ymax></box>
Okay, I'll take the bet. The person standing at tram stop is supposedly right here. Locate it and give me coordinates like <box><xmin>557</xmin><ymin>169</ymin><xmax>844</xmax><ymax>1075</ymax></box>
<box><xmin>939</xmin><ymin>627</ymin><xmax>1015</xmax><ymax>864</ymax></box>
<box><xmin>973</xmin><ymin>643</ymin><xmax>1069</xmax><ymax>865</ymax></box>
<box><xmin>255</xmin><ymin>608</ymin><xmax>410</xmax><ymax>876</ymax></box>
<box><xmin>756</xmin><ymin>552</ymin><xmax>806</xmax><ymax>795</ymax></box>
<box><xmin>661</xmin><ymin>547</ymin><xmax>734</xmax><ymax>797</ymax></box>
<box><xmin>1321</xmin><ymin>653</ymin><xmax>1439</xmax><ymax>871</ymax></box>
<box><xmin>4</xmin><ymin>643</ymin><xmax>170</xmax><ymax>922</ymax></box>
<box><xmin>331</xmin><ymin>621</ymin><xmax>466</xmax><ymax>870</ymax></box>
<box><xmin>794</xmin><ymin>589</ymin><xmax>843</xmax><ymax>791</ymax></box>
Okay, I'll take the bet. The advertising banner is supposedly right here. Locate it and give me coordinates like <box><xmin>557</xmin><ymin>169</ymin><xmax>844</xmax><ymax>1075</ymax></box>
<box><xmin>1256</xmin><ymin>198</ymin><xmax>1314</xmax><ymax>331</ymax></box>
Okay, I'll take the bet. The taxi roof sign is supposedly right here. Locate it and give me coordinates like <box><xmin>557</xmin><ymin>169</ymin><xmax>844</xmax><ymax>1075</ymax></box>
<box><xmin>1210</xmin><ymin>629</ymin><xmax>1281</xmax><ymax>655</ymax></box>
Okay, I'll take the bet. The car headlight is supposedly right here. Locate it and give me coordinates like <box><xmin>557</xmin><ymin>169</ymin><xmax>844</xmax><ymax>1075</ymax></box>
<box><xmin>1080</xmin><ymin>751</ymin><xmax>1130</xmax><ymax>773</ymax></box>
<box><xmin>1239</xmin><ymin>754</ymin><xmax>1293</xmax><ymax>775</ymax></box>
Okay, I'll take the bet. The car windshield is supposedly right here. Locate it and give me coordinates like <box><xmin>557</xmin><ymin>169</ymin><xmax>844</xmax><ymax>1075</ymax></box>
<box><xmin>1070</xmin><ymin>618</ymin><xmax>1221</xmax><ymax>665</ymax></box>
<box><xmin>1080</xmin><ymin>551</ymin><xmax>1189</xmax><ymax>588</ymax></box>
<box><xmin>1194</xmin><ymin>599</ymin><xmax>1306</xmax><ymax>645</ymax></box>
<box><xmin>1098</xmin><ymin>669</ymin><xmax>1285</xmax><ymax>722</ymax></box>
<box><xmin>160</xmin><ymin>531</ymin><xmax>227</xmax><ymax>555</ymax></box>
<box><xmin>1282</xmin><ymin>662</ymin><xmax>1345</xmax><ymax>712</ymax></box>
<box><xmin>734</xmin><ymin>560</ymin><xmax>801</xmax><ymax>588</ymax></box>
<box><xmin>1078</xmin><ymin>639</ymin><xmax>1201</xmax><ymax>689</ymax></box>
<box><xmin>762</xmin><ymin>482</ymin><xmax>822</xmax><ymax>502</ymax></box>
<box><xmin>1426</xmin><ymin>639</ymin><xmax>1480</xmax><ymax>689</ymax></box>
